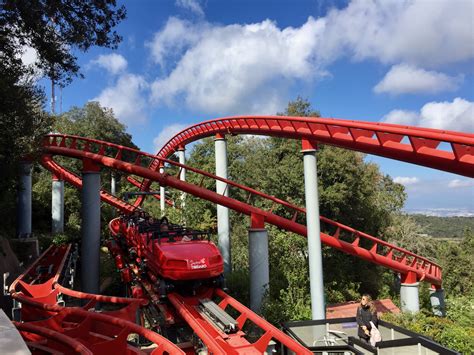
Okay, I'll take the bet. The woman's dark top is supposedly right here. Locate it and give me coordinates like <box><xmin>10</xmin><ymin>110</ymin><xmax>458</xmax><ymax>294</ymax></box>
<box><xmin>356</xmin><ymin>305</ymin><xmax>378</xmax><ymax>339</ymax></box>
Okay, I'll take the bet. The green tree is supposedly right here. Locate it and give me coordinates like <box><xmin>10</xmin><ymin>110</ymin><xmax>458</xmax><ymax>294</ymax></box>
<box><xmin>1</xmin><ymin>0</ymin><xmax>125</xmax><ymax>86</ymax></box>
<box><xmin>32</xmin><ymin>102</ymin><xmax>137</xmax><ymax>233</ymax></box>
<box><xmin>179</xmin><ymin>98</ymin><xmax>406</xmax><ymax>320</ymax></box>
<box><xmin>0</xmin><ymin>0</ymin><xmax>126</xmax><ymax>235</ymax></box>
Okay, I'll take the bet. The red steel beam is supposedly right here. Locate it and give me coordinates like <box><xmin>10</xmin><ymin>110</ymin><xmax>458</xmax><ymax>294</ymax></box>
<box><xmin>15</xmin><ymin>321</ymin><xmax>93</xmax><ymax>355</ymax></box>
<box><xmin>10</xmin><ymin>243</ymin><xmax>184</xmax><ymax>355</ymax></box>
<box><xmin>41</xmin><ymin>155</ymin><xmax>137</xmax><ymax>214</ymax></box>
<box><xmin>135</xmin><ymin>116</ymin><xmax>474</xmax><ymax>210</ymax></box>
<box><xmin>41</xmin><ymin>136</ymin><xmax>442</xmax><ymax>285</ymax></box>
<box><xmin>126</xmin><ymin>175</ymin><xmax>174</xmax><ymax>206</ymax></box>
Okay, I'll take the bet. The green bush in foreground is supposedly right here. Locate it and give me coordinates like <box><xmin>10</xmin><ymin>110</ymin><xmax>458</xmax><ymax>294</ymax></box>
<box><xmin>381</xmin><ymin>296</ymin><xmax>474</xmax><ymax>353</ymax></box>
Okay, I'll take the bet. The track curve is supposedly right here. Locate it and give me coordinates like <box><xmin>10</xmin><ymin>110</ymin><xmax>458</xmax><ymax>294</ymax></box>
<box><xmin>41</xmin><ymin>134</ymin><xmax>442</xmax><ymax>285</ymax></box>
<box><xmin>134</xmin><ymin>116</ymin><xmax>474</xmax><ymax>208</ymax></box>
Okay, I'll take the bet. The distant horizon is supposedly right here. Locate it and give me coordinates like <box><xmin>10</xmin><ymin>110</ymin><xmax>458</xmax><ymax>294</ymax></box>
<box><xmin>404</xmin><ymin>208</ymin><xmax>474</xmax><ymax>217</ymax></box>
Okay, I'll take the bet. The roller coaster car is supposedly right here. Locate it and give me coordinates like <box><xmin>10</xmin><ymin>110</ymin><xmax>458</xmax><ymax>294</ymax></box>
<box><xmin>146</xmin><ymin>227</ymin><xmax>224</xmax><ymax>282</ymax></box>
<box><xmin>111</xmin><ymin>216</ymin><xmax>224</xmax><ymax>282</ymax></box>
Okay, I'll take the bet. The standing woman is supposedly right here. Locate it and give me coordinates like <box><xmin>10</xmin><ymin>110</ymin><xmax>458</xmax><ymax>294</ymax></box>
<box><xmin>356</xmin><ymin>294</ymin><xmax>378</xmax><ymax>344</ymax></box>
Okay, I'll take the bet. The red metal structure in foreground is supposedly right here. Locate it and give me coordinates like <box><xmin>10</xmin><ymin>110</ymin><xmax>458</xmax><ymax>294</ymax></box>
<box><xmin>107</xmin><ymin>216</ymin><xmax>311</xmax><ymax>354</ymax></box>
<box><xmin>10</xmin><ymin>116</ymin><xmax>474</xmax><ymax>354</ymax></box>
<box><xmin>133</xmin><ymin>116</ymin><xmax>474</xmax><ymax>207</ymax></box>
<box><xmin>9</xmin><ymin>244</ymin><xmax>184</xmax><ymax>354</ymax></box>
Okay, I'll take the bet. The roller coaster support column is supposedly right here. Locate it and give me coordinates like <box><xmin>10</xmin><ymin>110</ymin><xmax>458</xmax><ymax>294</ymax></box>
<box><xmin>159</xmin><ymin>165</ymin><xmax>166</xmax><ymax>216</ymax></box>
<box><xmin>400</xmin><ymin>272</ymin><xmax>419</xmax><ymax>313</ymax></box>
<box><xmin>111</xmin><ymin>172</ymin><xmax>117</xmax><ymax>196</ymax></box>
<box><xmin>430</xmin><ymin>285</ymin><xmax>445</xmax><ymax>316</ymax></box>
<box><xmin>215</xmin><ymin>133</ymin><xmax>231</xmax><ymax>274</ymax></box>
<box><xmin>51</xmin><ymin>172</ymin><xmax>64</xmax><ymax>234</ymax></box>
<box><xmin>17</xmin><ymin>161</ymin><xmax>32</xmax><ymax>238</ymax></box>
<box><xmin>111</xmin><ymin>172</ymin><xmax>117</xmax><ymax>217</ymax></box>
<box><xmin>81</xmin><ymin>158</ymin><xmax>101</xmax><ymax>295</ymax></box>
<box><xmin>249</xmin><ymin>213</ymin><xmax>269</xmax><ymax>313</ymax></box>
<box><xmin>302</xmin><ymin>139</ymin><xmax>325</xmax><ymax>320</ymax></box>
<box><xmin>178</xmin><ymin>145</ymin><xmax>186</xmax><ymax>212</ymax></box>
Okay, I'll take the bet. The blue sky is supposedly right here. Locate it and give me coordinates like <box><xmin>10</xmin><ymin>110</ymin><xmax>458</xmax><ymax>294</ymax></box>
<box><xmin>34</xmin><ymin>0</ymin><xmax>474</xmax><ymax>215</ymax></box>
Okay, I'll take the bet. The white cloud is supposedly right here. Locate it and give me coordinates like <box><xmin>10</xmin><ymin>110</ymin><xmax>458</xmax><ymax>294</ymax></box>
<box><xmin>448</xmin><ymin>179</ymin><xmax>474</xmax><ymax>188</ymax></box>
<box><xmin>382</xmin><ymin>98</ymin><xmax>474</xmax><ymax>132</ymax></box>
<box><xmin>147</xmin><ymin>17</ymin><xmax>204</xmax><ymax>68</ymax></box>
<box><xmin>374</xmin><ymin>64</ymin><xmax>462</xmax><ymax>95</ymax></box>
<box><xmin>90</xmin><ymin>54</ymin><xmax>127</xmax><ymax>75</ymax></box>
<box><xmin>149</xmin><ymin>17</ymin><xmax>327</xmax><ymax>114</ymax></box>
<box><xmin>92</xmin><ymin>74</ymin><xmax>148</xmax><ymax>125</ymax></box>
<box><xmin>394</xmin><ymin>176</ymin><xmax>420</xmax><ymax>186</ymax></box>
<box><xmin>21</xmin><ymin>46</ymin><xmax>38</xmax><ymax>66</ymax></box>
<box><xmin>17</xmin><ymin>45</ymin><xmax>43</xmax><ymax>81</ymax></box>
<box><xmin>147</xmin><ymin>1</ymin><xmax>473</xmax><ymax>114</ymax></box>
<box><xmin>153</xmin><ymin>124</ymin><xmax>188</xmax><ymax>152</ymax></box>
<box><xmin>176</xmin><ymin>0</ymin><xmax>204</xmax><ymax>17</ymax></box>
<box><xmin>319</xmin><ymin>0</ymin><xmax>474</xmax><ymax>67</ymax></box>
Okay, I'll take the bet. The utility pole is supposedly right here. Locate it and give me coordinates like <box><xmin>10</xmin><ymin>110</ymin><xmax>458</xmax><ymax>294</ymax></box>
<box><xmin>51</xmin><ymin>80</ymin><xmax>56</xmax><ymax>114</ymax></box>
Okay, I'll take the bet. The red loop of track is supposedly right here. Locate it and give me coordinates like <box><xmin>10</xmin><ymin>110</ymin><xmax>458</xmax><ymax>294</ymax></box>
<box><xmin>133</xmin><ymin>115</ymin><xmax>474</xmax><ymax>207</ymax></box>
<box><xmin>41</xmin><ymin>134</ymin><xmax>442</xmax><ymax>285</ymax></box>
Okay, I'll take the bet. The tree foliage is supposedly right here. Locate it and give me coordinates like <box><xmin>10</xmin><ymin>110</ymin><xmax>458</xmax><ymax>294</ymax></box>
<box><xmin>382</xmin><ymin>296</ymin><xmax>474</xmax><ymax>353</ymax></box>
<box><xmin>176</xmin><ymin>98</ymin><xmax>406</xmax><ymax>321</ymax></box>
<box><xmin>0</xmin><ymin>0</ymin><xmax>126</xmax><ymax>235</ymax></box>
<box><xmin>32</xmin><ymin>102</ymin><xmax>137</xmax><ymax>233</ymax></box>
<box><xmin>1</xmin><ymin>0</ymin><xmax>126</xmax><ymax>85</ymax></box>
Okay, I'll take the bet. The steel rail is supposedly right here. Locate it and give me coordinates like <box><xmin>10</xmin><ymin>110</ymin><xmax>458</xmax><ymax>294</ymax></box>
<box><xmin>10</xmin><ymin>242</ymin><xmax>184</xmax><ymax>355</ymax></box>
<box><xmin>15</xmin><ymin>321</ymin><xmax>93</xmax><ymax>355</ymax></box>
<box><xmin>132</xmin><ymin>116</ymin><xmax>474</xmax><ymax>207</ymax></box>
<box><xmin>41</xmin><ymin>135</ymin><xmax>442</xmax><ymax>285</ymax></box>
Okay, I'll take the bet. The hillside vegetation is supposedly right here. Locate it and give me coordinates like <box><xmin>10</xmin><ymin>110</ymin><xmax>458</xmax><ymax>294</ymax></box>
<box><xmin>410</xmin><ymin>214</ymin><xmax>474</xmax><ymax>238</ymax></box>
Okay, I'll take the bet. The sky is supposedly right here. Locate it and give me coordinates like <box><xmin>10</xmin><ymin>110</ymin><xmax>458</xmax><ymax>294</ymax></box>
<box><xmin>32</xmin><ymin>0</ymin><xmax>474</xmax><ymax>215</ymax></box>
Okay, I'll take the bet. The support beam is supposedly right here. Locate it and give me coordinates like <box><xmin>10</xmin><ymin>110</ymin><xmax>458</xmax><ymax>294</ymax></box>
<box><xmin>159</xmin><ymin>166</ymin><xmax>165</xmax><ymax>216</ymax></box>
<box><xmin>400</xmin><ymin>272</ymin><xmax>420</xmax><ymax>313</ymax></box>
<box><xmin>177</xmin><ymin>146</ymin><xmax>186</xmax><ymax>213</ymax></box>
<box><xmin>51</xmin><ymin>173</ymin><xmax>64</xmax><ymax>234</ymax></box>
<box><xmin>215</xmin><ymin>134</ymin><xmax>231</xmax><ymax>274</ymax></box>
<box><xmin>302</xmin><ymin>139</ymin><xmax>325</xmax><ymax>320</ymax></box>
<box><xmin>17</xmin><ymin>162</ymin><xmax>32</xmax><ymax>238</ymax></box>
<box><xmin>81</xmin><ymin>158</ymin><xmax>101</xmax><ymax>295</ymax></box>
<box><xmin>111</xmin><ymin>172</ymin><xmax>117</xmax><ymax>196</ymax></box>
<box><xmin>430</xmin><ymin>286</ymin><xmax>445</xmax><ymax>316</ymax></box>
<box><xmin>177</xmin><ymin>146</ymin><xmax>186</xmax><ymax>181</ymax></box>
<box><xmin>248</xmin><ymin>213</ymin><xmax>269</xmax><ymax>313</ymax></box>
<box><xmin>110</xmin><ymin>172</ymin><xmax>117</xmax><ymax>217</ymax></box>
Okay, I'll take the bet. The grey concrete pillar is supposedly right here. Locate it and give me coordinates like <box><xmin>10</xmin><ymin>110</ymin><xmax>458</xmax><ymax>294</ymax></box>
<box><xmin>111</xmin><ymin>172</ymin><xmax>117</xmax><ymax>196</ymax></box>
<box><xmin>177</xmin><ymin>146</ymin><xmax>186</xmax><ymax>212</ymax></box>
<box><xmin>51</xmin><ymin>174</ymin><xmax>64</xmax><ymax>234</ymax></box>
<box><xmin>249</xmin><ymin>213</ymin><xmax>269</xmax><ymax>313</ymax></box>
<box><xmin>159</xmin><ymin>167</ymin><xmax>166</xmax><ymax>216</ymax></box>
<box><xmin>177</xmin><ymin>146</ymin><xmax>186</xmax><ymax>181</ymax></box>
<box><xmin>400</xmin><ymin>283</ymin><xmax>420</xmax><ymax>313</ymax></box>
<box><xmin>215</xmin><ymin>134</ymin><xmax>231</xmax><ymax>274</ymax></box>
<box><xmin>110</xmin><ymin>172</ymin><xmax>117</xmax><ymax>217</ymax></box>
<box><xmin>429</xmin><ymin>287</ymin><xmax>445</xmax><ymax>316</ymax></box>
<box><xmin>17</xmin><ymin>162</ymin><xmax>32</xmax><ymax>238</ymax></box>
<box><xmin>81</xmin><ymin>159</ymin><xmax>101</xmax><ymax>295</ymax></box>
<box><xmin>302</xmin><ymin>139</ymin><xmax>325</xmax><ymax>320</ymax></box>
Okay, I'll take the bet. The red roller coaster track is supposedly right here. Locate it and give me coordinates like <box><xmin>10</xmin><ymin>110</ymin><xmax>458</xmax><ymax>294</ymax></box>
<box><xmin>41</xmin><ymin>133</ymin><xmax>443</xmax><ymax>285</ymax></box>
<box><xmin>9</xmin><ymin>244</ymin><xmax>185</xmax><ymax>354</ymax></box>
<box><xmin>13</xmin><ymin>116</ymin><xmax>473</xmax><ymax>354</ymax></box>
<box><xmin>133</xmin><ymin>116</ymin><xmax>474</xmax><ymax>208</ymax></box>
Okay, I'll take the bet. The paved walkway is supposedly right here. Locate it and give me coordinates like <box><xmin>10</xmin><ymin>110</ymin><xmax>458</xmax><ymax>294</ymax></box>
<box><xmin>0</xmin><ymin>309</ymin><xmax>30</xmax><ymax>355</ymax></box>
<box><xmin>326</xmin><ymin>298</ymin><xmax>400</xmax><ymax>318</ymax></box>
